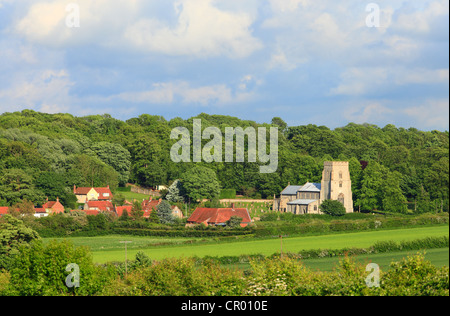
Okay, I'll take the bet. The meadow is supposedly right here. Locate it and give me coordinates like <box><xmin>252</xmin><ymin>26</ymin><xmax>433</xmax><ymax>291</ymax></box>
<box><xmin>44</xmin><ymin>225</ymin><xmax>449</xmax><ymax>265</ymax></box>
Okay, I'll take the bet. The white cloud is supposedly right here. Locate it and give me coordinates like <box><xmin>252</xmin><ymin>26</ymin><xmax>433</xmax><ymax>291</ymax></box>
<box><xmin>331</xmin><ymin>66</ymin><xmax>449</xmax><ymax>96</ymax></box>
<box><xmin>113</xmin><ymin>81</ymin><xmax>253</xmax><ymax>107</ymax></box>
<box><xmin>123</xmin><ymin>0</ymin><xmax>262</xmax><ymax>58</ymax></box>
<box><xmin>343</xmin><ymin>102</ymin><xmax>394</xmax><ymax>124</ymax></box>
<box><xmin>13</xmin><ymin>0</ymin><xmax>261</xmax><ymax>58</ymax></box>
<box><xmin>403</xmin><ymin>99</ymin><xmax>449</xmax><ymax>130</ymax></box>
<box><xmin>0</xmin><ymin>69</ymin><xmax>73</xmax><ymax>113</ymax></box>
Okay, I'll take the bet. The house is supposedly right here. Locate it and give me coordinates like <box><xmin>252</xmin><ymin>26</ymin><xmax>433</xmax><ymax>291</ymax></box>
<box><xmin>84</xmin><ymin>200</ymin><xmax>113</xmax><ymax>212</ymax></box>
<box><xmin>273</xmin><ymin>161</ymin><xmax>354</xmax><ymax>214</ymax></box>
<box><xmin>41</xmin><ymin>197</ymin><xmax>65</xmax><ymax>214</ymax></box>
<box><xmin>187</xmin><ymin>205</ymin><xmax>251</xmax><ymax>227</ymax></box>
<box><xmin>34</xmin><ymin>208</ymin><xmax>48</xmax><ymax>218</ymax></box>
<box><xmin>141</xmin><ymin>197</ymin><xmax>184</xmax><ymax>219</ymax></box>
<box><xmin>115</xmin><ymin>205</ymin><xmax>132</xmax><ymax>217</ymax></box>
<box><xmin>73</xmin><ymin>185</ymin><xmax>113</xmax><ymax>203</ymax></box>
<box><xmin>71</xmin><ymin>209</ymin><xmax>100</xmax><ymax>216</ymax></box>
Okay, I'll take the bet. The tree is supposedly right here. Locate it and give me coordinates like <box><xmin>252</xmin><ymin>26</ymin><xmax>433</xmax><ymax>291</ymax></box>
<box><xmin>35</xmin><ymin>171</ymin><xmax>77</xmax><ymax>209</ymax></box>
<box><xmin>356</xmin><ymin>162</ymin><xmax>386</xmax><ymax>212</ymax></box>
<box><xmin>319</xmin><ymin>200</ymin><xmax>346</xmax><ymax>216</ymax></box>
<box><xmin>8</xmin><ymin>200</ymin><xmax>35</xmax><ymax>217</ymax></box>
<box><xmin>148</xmin><ymin>208</ymin><xmax>160</xmax><ymax>224</ymax></box>
<box><xmin>0</xmin><ymin>169</ymin><xmax>45</xmax><ymax>205</ymax></box>
<box><xmin>166</xmin><ymin>179</ymin><xmax>185</xmax><ymax>203</ymax></box>
<box><xmin>0</xmin><ymin>215</ymin><xmax>40</xmax><ymax>270</ymax></box>
<box><xmin>157</xmin><ymin>200</ymin><xmax>175</xmax><ymax>224</ymax></box>
<box><xmin>381</xmin><ymin>171</ymin><xmax>408</xmax><ymax>213</ymax></box>
<box><xmin>226</xmin><ymin>216</ymin><xmax>243</xmax><ymax>228</ymax></box>
<box><xmin>90</xmin><ymin>142</ymin><xmax>131</xmax><ymax>185</ymax></box>
<box><xmin>181</xmin><ymin>166</ymin><xmax>220</xmax><ymax>202</ymax></box>
<box><xmin>9</xmin><ymin>240</ymin><xmax>111</xmax><ymax>296</ymax></box>
<box><xmin>131</xmin><ymin>200</ymin><xmax>144</xmax><ymax>220</ymax></box>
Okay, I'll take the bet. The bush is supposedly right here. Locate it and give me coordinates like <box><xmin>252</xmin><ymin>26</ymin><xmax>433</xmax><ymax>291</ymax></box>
<box><xmin>320</xmin><ymin>200</ymin><xmax>346</xmax><ymax>216</ymax></box>
<box><xmin>220</xmin><ymin>189</ymin><xmax>236</xmax><ymax>199</ymax></box>
<box><xmin>8</xmin><ymin>240</ymin><xmax>113</xmax><ymax>296</ymax></box>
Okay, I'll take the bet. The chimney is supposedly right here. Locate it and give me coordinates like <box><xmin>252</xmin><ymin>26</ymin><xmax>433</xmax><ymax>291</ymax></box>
<box><xmin>73</xmin><ymin>185</ymin><xmax>76</xmax><ymax>193</ymax></box>
<box><xmin>56</xmin><ymin>197</ymin><xmax>59</xmax><ymax>202</ymax></box>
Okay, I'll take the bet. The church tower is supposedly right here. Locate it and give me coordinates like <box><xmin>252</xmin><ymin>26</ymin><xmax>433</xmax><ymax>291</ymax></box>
<box><xmin>320</xmin><ymin>161</ymin><xmax>353</xmax><ymax>213</ymax></box>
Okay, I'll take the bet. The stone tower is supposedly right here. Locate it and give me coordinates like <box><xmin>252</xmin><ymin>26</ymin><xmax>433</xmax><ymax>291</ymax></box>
<box><xmin>320</xmin><ymin>161</ymin><xmax>353</xmax><ymax>213</ymax></box>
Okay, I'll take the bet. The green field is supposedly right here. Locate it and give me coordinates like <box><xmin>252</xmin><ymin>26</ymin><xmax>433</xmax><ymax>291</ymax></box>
<box><xmin>45</xmin><ymin>225</ymin><xmax>449</xmax><ymax>264</ymax></box>
<box><xmin>298</xmin><ymin>247</ymin><xmax>449</xmax><ymax>271</ymax></box>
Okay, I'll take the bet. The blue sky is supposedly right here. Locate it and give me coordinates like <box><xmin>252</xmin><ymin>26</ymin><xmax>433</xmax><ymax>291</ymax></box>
<box><xmin>0</xmin><ymin>0</ymin><xmax>448</xmax><ymax>130</ymax></box>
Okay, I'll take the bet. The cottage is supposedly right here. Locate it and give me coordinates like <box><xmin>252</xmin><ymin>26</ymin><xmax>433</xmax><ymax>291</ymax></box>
<box><xmin>115</xmin><ymin>205</ymin><xmax>132</xmax><ymax>217</ymax></box>
<box><xmin>41</xmin><ymin>197</ymin><xmax>65</xmax><ymax>214</ymax></box>
<box><xmin>187</xmin><ymin>205</ymin><xmax>251</xmax><ymax>227</ymax></box>
<box><xmin>84</xmin><ymin>200</ymin><xmax>113</xmax><ymax>212</ymax></box>
<box><xmin>73</xmin><ymin>185</ymin><xmax>113</xmax><ymax>203</ymax></box>
<box><xmin>141</xmin><ymin>197</ymin><xmax>184</xmax><ymax>219</ymax></box>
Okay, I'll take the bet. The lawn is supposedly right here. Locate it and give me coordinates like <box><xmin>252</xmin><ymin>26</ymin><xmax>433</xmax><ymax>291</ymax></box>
<box><xmin>50</xmin><ymin>225</ymin><xmax>448</xmax><ymax>264</ymax></box>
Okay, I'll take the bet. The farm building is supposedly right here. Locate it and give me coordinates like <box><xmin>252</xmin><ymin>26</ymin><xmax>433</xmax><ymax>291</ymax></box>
<box><xmin>187</xmin><ymin>205</ymin><xmax>251</xmax><ymax>227</ymax></box>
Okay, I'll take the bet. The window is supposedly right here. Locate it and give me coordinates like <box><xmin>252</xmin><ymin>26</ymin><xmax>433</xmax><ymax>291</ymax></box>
<box><xmin>339</xmin><ymin>171</ymin><xmax>343</xmax><ymax>179</ymax></box>
<box><xmin>339</xmin><ymin>181</ymin><xmax>343</xmax><ymax>188</ymax></box>
<box><xmin>338</xmin><ymin>193</ymin><xmax>345</xmax><ymax>205</ymax></box>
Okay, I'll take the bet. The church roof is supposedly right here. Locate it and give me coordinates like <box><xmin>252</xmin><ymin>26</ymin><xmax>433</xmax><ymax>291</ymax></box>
<box><xmin>299</xmin><ymin>182</ymin><xmax>321</xmax><ymax>192</ymax></box>
<box><xmin>280</xmin><ymin>185</ymin><xmax>303</xmax><ymax>195</ymax></box>
<box><xmin>287</xmin><ymin>199</ymin><xmax>318</xmax><ymax>205</ymax></box>
<box><xmin>281</xmin><ymin>182</ymin><xmax>321</xmax><ymax>195</ymax></box>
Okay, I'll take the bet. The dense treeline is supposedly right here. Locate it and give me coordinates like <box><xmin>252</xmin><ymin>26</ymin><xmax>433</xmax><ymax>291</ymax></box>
<box><xmin>0</xmin><ymin>110</ymin><xmax>448</xmax><ymax>213</ymax></box>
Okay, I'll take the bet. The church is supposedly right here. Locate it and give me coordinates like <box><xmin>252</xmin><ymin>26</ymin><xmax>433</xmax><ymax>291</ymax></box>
<box><xmin>273</xmin><ymin>161</ymin><xmax>354</xmax><ymax>214</ymax></box>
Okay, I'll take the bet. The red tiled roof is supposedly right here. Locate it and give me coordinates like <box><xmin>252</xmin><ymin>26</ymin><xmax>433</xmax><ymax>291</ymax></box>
<box><xmin>115</xmin><ymin>205</ymin><xmax>132</xmax><ymax>217</ymax></box>
<box><xmin>188</xmin><ymin>208</ymin><xmax>251</xmax><ymax>227</ymax></box>
<box><xmin>74</xmin><ymin>187</ymin><xmax>93</xmax><ymax>195</ymax></box>
<box><xmin>34</xmin><ymin>208</ymin><xmax>46</xmax><ymax>214</ymax></box>
<box><xmin>73</xmin><ymin>186</ymin><xmax>113</xmax><ymax>200</ymax></box>
<box><xmin>0</xmin><ymin>207</ymin><xmax>9</xmax><ymax>215</ymax></box>
<box><xmin>95</xmin><ymin>187</ymin><xmax>113</xmax><ymax>200</ymax></box>
<box><xmin>85</xmin><ymin>200</ymin><xmax>113</xmax><ymax>211</ymax></box>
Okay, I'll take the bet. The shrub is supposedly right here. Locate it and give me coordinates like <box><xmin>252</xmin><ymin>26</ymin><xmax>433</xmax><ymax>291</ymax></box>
<box><xmin>320</xmin><ymin>200</ymin><xmax>346</xmax><ymax>216</ymax></box>
<box><xmin>8</xmin><ymin>240</ymin><xmax>113</xmax><ymax>296</ymax></box>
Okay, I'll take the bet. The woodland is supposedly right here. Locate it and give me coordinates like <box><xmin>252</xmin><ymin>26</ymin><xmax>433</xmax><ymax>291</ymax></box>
<box><xmin>0</xmin><ymin>110</ymin><xmax>448</xmax><ymax>214</ymax></box>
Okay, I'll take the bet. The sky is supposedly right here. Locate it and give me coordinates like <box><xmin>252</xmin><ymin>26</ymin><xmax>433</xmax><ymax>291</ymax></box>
<box><xmin>0</xmin><ymin>0</ymin><xmax>448</xmax><ymax>130</ymax></box>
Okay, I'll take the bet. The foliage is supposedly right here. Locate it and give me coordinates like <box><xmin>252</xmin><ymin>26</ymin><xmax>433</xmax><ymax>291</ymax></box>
<box><xmin>165</xmin><ymin>179</ymin><xmax>185</xmax><ymax>203</ymax></box>
<box><xmin>319</xmin><ymin>200</ymin><xmax>346</xmax><ymax>216</ymax></box>
<box><xmin>226</xmin><ymin>216</ymin><xmax>243</xmax><ymax>228</ymax></box>
<box><xmin>181</xmin><ymin>165</ymin><xmax>221</xmax><ymax>202</ymax></box>
<box><xmin>6</xmin><ymin>239</ymin><xmax>113</xmax><ymax>296</ymax></box>
<box><xmin>0</xmin><ymin>215</ymin><xmax>41</xmax><ymax>270</ymax></box>
<box><xmin>157</xmin><ymin>200</ymin><xmax>175</xmax><ymax>224</ymax></box>
<box><xmin>0</xmin><ymin>110</ymin><xmax>448</xmax><ymax>213</ymax></box>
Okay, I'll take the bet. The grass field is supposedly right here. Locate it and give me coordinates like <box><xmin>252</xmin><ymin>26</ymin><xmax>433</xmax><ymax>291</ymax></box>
<box><xmin>45</xmin><ymin>225</ymin><xmax>449</xmax><ymax>264</ymax></box>
<box><xmin>301</xmin><ymin>247</ymin><xmax>449</xmax><ymax>272</ymax></box>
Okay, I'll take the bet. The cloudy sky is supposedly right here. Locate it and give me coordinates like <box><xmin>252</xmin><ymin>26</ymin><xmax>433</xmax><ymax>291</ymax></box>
<box><xmin>0</xmin><ymin>0</ymin><xmax>448</xmax><ymax>130</ymax></box>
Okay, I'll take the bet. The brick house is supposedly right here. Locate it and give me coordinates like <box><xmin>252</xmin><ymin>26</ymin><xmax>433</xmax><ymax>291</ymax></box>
<box><xmin>41</xmin><ymin>197</ymin><xmax>65</xmax><ymax>214</ymax></box>
<box><xmin>73</xmin><ymin>185</ymin><xmax>113</xmax><ymax>203</ymax></box>
<box><xmin>84</xmin><ymin>200</ymin><xmax>114</xmax><ymax>212</ymax></box>
<box><xmin>187</xmin><ymin>205</ymin><xmax>251</xmax><ymax>227</ymax></box>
